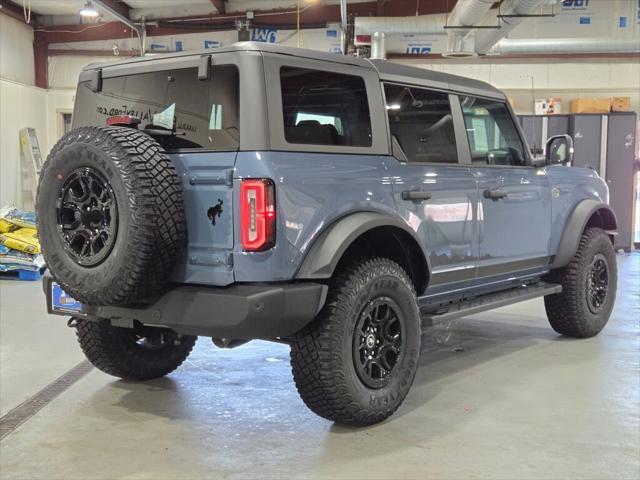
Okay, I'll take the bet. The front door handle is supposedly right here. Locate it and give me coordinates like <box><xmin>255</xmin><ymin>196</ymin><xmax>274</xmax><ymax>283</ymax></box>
<box><xmin>483</xmin><ymin>188</ymin><xmax>508</xmax><ymax>200</ymax></box>
<box><xmin>402</xmin><ymin>190</ymin><xmax>432</xmax><ymax>202</ymax></box>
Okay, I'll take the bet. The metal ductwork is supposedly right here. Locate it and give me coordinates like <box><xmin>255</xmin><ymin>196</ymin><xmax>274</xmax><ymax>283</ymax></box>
<box><xmin>354</xmin><ymin>14</ymin><xmax>448</xmax><ymax>36</ymax></box>
<box><xmin>474</xmin><ymin>0</ymin><xmax>550</xmax><ymax>54</ymax></box>
<box><xmin>444</xmin><ymin>0</ymin><xmax>495</xmax><ymax>57</ymax></box>
<box><xmin>489</xmin><ymin>37</ymin><xmax>640</xmax><ymax>55</ymax></box>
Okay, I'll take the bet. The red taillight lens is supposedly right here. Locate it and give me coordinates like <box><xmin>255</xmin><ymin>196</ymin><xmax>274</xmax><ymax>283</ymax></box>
<box><xmin>106</xmin><ymin>115</ymin><xmax>140</xmax><ymax>127</ymax></box>
<box><xmin>240</xmin><ymin>179</ymin><xmax>275</xmax><ymax>251</ymax></box>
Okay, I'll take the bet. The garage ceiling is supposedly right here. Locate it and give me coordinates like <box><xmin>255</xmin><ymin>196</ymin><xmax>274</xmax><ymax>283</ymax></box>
<box><xmin>10</xmin><ymin>0</ymin><xmax>384</xmax><ymax>23</ymax></box>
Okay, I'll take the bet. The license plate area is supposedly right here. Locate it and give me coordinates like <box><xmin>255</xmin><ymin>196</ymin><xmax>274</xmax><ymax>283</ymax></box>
<box><xmin>50</xmin><ymin>282</ymin><xmax>83</xmax><ymax>314</ymax></box>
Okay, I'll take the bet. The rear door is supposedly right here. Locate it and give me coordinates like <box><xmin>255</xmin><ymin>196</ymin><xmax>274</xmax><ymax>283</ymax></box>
<box><xmin>459</xmin><ymin>95</ymin><xmax>552</xmax><ymax>281</ymax></box>
<box><xmin>381</xmin><ymin>83</ymin><xmax>479</xmax><ymax>294</ymax></box>
<box><xmin>73</xmin><ymin>57</ymin><xmax>242</xmax><ymax>286</ymax></box>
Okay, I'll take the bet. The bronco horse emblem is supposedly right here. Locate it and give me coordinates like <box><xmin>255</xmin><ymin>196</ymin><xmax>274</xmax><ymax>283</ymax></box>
<box><xmin>207</xmin><ymin>199</ymin><xmax>224</xmax><ymax>226</ymax></box>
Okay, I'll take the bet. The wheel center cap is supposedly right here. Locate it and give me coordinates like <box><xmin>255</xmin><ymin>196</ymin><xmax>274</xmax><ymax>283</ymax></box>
<box><xmin>365</xmin><ymin>334</ymin><xmax>376</xmax><ymax>349</ymax></box>
<box><xmin>81</xmin><ymin>209</ymin><xmax>103</xmax><ymax>226</ymax></box>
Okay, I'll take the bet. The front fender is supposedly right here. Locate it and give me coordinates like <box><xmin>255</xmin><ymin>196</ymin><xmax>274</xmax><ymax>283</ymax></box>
<box><xmin>295</xmin><ymin>212</ymin><xmax>429</xmax><ymax>279</ymax></box>
<box><xmin>552</xmin><ymin>200</ymin><xmax>617</xmax><ymax>269</ymax></box>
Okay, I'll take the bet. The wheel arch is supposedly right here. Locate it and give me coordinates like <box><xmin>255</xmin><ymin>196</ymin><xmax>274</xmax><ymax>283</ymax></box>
<box><xmin>295</xmin><ymin>212</ymin><xmax>430</xmax><ymax>295</ymax></box>
<box><xmin>551</xmin><ymin>200</ymin><xmax>617</xmax><ymax>269</ymax></box>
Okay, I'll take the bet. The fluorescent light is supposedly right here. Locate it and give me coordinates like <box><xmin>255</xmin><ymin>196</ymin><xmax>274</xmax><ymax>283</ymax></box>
<box><xmin>386</xmin><ymin>104</ymin><xmax>401</xmax><ymax>110</ymax></box>
<box><xmin>79</xmin><ymin>2</ymin><xmax>99</xmax><ymax>18</ymax></box>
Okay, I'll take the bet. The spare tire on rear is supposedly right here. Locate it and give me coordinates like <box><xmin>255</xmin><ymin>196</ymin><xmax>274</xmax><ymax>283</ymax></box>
<box><xmin>37</xmin><ymin>126</ymin><xmax>187</xmax><ymax>306</ymax></box>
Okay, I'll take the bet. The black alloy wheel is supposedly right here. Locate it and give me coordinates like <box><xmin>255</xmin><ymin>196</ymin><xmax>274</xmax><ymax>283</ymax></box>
<box><xmin>353</xmin><ymin>297</ymin><xmax>404</xmax><ymax>389</ymax></box>
<box><xmin>56</xmin><ymin>167</ymin><xmax>117</xmax><ymax>267</ymax></box>
<box><xmin>586</xmin><ymin>253</ymin><xmax>609</xmax><ymax>314</ymax></box>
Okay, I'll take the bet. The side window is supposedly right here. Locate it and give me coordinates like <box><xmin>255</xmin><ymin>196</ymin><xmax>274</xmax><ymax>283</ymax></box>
<box><xmin>460</xmin><ymin>96</ymin><xmax>526</xmax><ymax>166</ymax></box>
<box><xmin>280</xmin><ymin>67</ymin><xmax>372</xmax><ymax>147</ymax></box>
<box><xmin>384</xmin><ymin>83</ymin><xmax>458</xmax><ymax>164</ymax></box>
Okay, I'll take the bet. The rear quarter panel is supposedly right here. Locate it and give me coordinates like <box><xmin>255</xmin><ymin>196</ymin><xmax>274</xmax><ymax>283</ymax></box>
<box><xmin>232</xmin><ymin>151</ymin><xmax>398</xmax><ymax>282</ymax></box>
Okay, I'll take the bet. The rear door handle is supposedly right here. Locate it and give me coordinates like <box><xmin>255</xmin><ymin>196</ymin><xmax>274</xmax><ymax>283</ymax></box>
<box><xmin>483</xmin><ymin>188</ymin><xmax>508</xmax><ymax>200</ymax></box>
<box><xmin>402</xmin><ymin>190</ymin><xmax>432</xmax><ymax>202</ymax></box>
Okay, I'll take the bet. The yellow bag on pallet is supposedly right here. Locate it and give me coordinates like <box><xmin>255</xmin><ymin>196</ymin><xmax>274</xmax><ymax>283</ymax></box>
<box><xmin>0</xmin><ymin>228</ymin><xmax>41</xmax><ymax>254</ymax></box>
<box><xmin>0</xmin><ymin>219</ymin><xmax>17</xmax><ymax>233</ymax></box>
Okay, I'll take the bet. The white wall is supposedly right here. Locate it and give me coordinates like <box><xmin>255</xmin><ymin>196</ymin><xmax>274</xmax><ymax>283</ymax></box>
<box><xmin>0</xmin><ymin>79</ymin><xmax>48</xmax><ymax>207</ymax></box>
<box><xmin>0</xmin><ymin>14</ymin><xmax>42</xmax><ymax>208</ymax></box>
<box><xmin>0</xmin><ymin>14</ymin><xmax>35</xmax><ymax>85</ymax></box>
<box><xmin>395</xmin><ymin>58</ymin><xmax>640</xmax><ymax>114</ymax></box>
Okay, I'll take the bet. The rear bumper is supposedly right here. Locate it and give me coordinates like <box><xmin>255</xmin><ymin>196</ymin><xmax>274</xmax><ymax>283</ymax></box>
<box><xmin>43</xmin><ymin>275</ymin><xmax>327</xmax><ymax>340</ymax></box>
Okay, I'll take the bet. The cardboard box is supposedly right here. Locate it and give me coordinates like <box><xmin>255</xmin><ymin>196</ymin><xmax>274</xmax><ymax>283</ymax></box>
<box><xmin>611</xmin><ymin>96</ymin><xmax>631</xmax><ymax>112</ymax></box>
<box><xmin>570</xmin><ymin>98</ymin><xmax>611</xmax><ymax>114</ymax></box>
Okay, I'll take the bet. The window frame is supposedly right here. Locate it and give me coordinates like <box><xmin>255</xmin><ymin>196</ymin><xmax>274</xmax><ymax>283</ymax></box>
<box><xmin>381</xmin><ymin>81</ymin><xmax>469</xmax><ymax>167</ymax></box>
<box><xmin>263</xmin><ymin>53</ymin><xmax>388</xmax><ymax>155</ymax></box>
<box><xmin>456</xmin><ymin>93</ymin><xmax>534</xmax><ymax>169</ymax></box>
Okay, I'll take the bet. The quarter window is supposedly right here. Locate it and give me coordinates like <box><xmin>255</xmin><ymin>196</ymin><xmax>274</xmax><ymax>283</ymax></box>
<box><xmin>384</xmin><ymin>84</ymin><xmax>458</xmax><ymax>164</ymax></box>
<box><xmin>280</xmin><ymin>67</ymin><xmax>372</xmax><ymax>147</ymax></box>
<box><xmin>460</xmin><ymin>96</ymin><xmax>526</xmax><ymax>166</ymax></box>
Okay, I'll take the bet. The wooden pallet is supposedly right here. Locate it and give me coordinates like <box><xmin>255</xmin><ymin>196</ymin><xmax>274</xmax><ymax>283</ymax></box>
<box><xmin>0</xmin><ymin>267</ymin><xmax>46</xmax><ymax>281</ymax></box>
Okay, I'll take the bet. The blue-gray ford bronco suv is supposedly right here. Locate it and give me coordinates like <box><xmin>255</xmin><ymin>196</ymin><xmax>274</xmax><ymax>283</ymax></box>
<box><xmin>38</xmin><ymin>43</ymin><xmax>618</xmax><ymax>426</ymax></box>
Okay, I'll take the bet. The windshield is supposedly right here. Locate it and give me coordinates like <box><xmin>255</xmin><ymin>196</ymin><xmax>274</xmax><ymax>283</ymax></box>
<box><xmin>73</xmin><ymin>65</ymin><xmax>239</xmax><ymax>151</ymax></box>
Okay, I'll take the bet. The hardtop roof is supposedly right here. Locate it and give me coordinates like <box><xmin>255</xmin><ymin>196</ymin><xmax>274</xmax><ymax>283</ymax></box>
<box><xmin>84</xmin><ymin>41</ymin><xmax>503</xmax><ymax>98</ymax></box>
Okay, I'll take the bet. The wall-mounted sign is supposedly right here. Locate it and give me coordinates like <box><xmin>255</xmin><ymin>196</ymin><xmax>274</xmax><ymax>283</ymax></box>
<box><xmin>251</xmin><ymin>28</ymin><xmax>278</xmax><ymax>43</ymax></box>
<box><xmin>562</xmin><ymin>0</ymin><xmax>590</xmax><ymax>9</ymax></box>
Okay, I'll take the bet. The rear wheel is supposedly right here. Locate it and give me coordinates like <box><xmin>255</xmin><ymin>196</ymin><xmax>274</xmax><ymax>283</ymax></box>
<box><xmin>544</xmin><ymin>227</ymin><xmax>617</xmax><ymax>338</ymax></box>
<box><xmin>75</xmin><ymin>319</ymin><xmax>196</xmax><ymax>380</ymax></box>
<box><xmin>290</xmin><ymin>257</ymin><xmax>421</xmax><ymax>426</ymax></box>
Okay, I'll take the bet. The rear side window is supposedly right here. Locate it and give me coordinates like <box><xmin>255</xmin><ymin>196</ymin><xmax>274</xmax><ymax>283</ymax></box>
<box><xmin>460</xmin><ymin>96</ymin><xmax>526</xmax><ymax>166</ymax></box>
<box><xmin>384</xmin><ymin>84</ymin><xmax>458</xmax><ymax>164</ymax></box>
<box><xmin>280</xmin><ymin>67</ymin><xmax>372</xmax><ymax>147</ymax></box>
<box><xmin>73</xmin><ymin>65</ymin><xmax>239</xmax><ymax>150</ymax></box>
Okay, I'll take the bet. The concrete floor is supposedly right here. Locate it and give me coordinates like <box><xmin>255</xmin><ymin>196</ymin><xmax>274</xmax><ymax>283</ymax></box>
<box><xmin>1</xmin><ymin>254</ymin><xmax>638</xmax><ymax>480</ymax></box>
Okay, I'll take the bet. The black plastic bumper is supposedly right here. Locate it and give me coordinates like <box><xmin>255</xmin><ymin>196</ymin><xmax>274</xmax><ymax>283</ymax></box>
<box><xmin>43</xmin><ymin>275</ymin><xmax>327</xmax><ymax>340</ymax></box>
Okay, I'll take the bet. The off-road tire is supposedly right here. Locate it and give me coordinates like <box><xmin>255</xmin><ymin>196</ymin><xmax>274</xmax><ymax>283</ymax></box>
<box><xmin>290</xmin><ymin>258</ymin><xmax>421</xmax><ymax>426</ymax></box>
<box><xmin>36</xmin><ymin>126</ymin><xmax>187</xmax><ymax>305</ymax></box>
<box><xmin>545</xmin><ymin>227</ymin><xmax>617</xmax><ymax>338</ymax></box>
<box><xmin>76</xmin><ymin>319</ymin><xmax>196</xmax><ymax>380</ymax></box>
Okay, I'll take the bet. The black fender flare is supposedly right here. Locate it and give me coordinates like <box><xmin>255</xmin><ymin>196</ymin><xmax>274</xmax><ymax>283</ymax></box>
<box><xmin>551</xmin><ymin>200</ymin><xmax>617</xmax><ymax>269</ymax></box>
<box><xmin>295</xmin><ymin>212</ymin><xmax>430</xmax><ymax>281</ymax></box>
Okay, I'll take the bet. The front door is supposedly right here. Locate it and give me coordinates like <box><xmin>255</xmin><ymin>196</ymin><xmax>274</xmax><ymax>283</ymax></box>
<box><xmin>381</xmin><ymin>83</ymin><xmax>479</xmax><ymax>294</ymax></box>
<box><xmin>459</xmin><ymin>95</ymin><xmax>552</xmax><ymax>282</ymax></box>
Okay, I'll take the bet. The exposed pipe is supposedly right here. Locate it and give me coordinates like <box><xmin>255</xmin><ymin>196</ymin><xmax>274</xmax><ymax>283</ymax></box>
<box><xmin>474</xmin><ymin>0</ymin><xmax>549</xmax><ymax>54</ymax></box>
<box><xmin>371</xmin><ymin>31</ymin><xmax>386</xmax><ymax>59</ymax></box>
<box><xmin>489</xmin><ymin>37</ymin><xmax>640</xmax><ymax>55</ymax></box>
<box><xmin>93</xmin><ymin>0</ymin><xmax>146</xmax><ymax>55</ymax></box>
<box><xmin>444</xmin><ymin>0</ymin><xmax>494</xmax><ymax>56</ymax></box>
<box><xmin>340</xmin><ymin>0</ymin><xmax>347</xmax><ymax>54</ymax></box>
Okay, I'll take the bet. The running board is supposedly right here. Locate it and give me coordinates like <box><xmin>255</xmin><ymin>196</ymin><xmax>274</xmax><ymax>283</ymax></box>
<box><xmin>422</xmin><ymin>282</ymin><xmax>562</xmax><ymax>323</ymax></box>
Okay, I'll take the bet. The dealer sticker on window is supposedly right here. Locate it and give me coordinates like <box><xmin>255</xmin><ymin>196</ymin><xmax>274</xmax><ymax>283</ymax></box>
<box><xmin>51</xmin><ymin>282</ymin><xmax>83</xmax><ymax>313</ymax></box>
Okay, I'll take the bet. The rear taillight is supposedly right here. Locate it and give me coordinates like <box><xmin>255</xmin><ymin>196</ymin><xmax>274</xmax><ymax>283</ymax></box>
<box><xmin>240</xmin><ymin>179</ymin><xmax>276</xmax><ymax>251</ymax></box>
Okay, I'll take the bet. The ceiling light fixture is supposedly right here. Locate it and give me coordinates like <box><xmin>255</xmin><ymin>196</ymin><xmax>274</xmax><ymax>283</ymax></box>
<box><xmin>79</xmin><ymin>1</ymin><xmax>99</xmax><ymax>18</ymax></box>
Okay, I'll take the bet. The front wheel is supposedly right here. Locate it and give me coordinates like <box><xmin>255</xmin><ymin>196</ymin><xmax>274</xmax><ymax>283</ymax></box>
<box><xmin>544</xmin><ymin>227</ymin><xmax>617</xmax><ymax>338</ymax></box>
<box><xmin>75</xmin><ymin>319</ymin><xmax>196</xmax><ymax>380</ymax></box>
<box><xmin>290</xmin><ymin>257</ymin><xmax>421</xmax><ymax>426</ymax></box>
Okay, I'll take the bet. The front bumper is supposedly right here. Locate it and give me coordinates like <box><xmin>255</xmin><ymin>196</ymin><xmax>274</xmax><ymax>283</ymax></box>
<box><xmin>43</xmin><ymin>275</ymin><xmax>327</xmax><ymax>340</ymax></box>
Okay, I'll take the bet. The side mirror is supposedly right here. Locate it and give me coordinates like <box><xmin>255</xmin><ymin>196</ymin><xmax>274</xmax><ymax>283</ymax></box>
<box><xmin>545</xmin><ymin>134</ymin><xmax>574</xmax><ymax>165</ymax></box>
